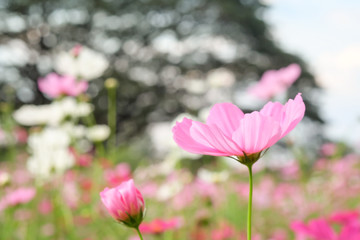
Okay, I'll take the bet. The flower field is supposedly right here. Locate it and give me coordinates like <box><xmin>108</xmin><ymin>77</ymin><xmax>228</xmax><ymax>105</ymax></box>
<box><xmin>0</xmin><ymin>46</ymin><xmax>359</xmax><ymax>239</ymax></box>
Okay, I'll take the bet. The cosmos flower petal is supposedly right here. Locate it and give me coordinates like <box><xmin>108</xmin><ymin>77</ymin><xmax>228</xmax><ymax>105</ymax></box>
<box><xmin>100</xmin><ymin>179</ymin><xmax>145</xmax><ymax>227</ymax></box>
<box><xmin>232</xmin><ymin>112</ymin><xmax>282</xmax><ymax>154</ymax></box>
<box><xmin>172</xmin><ymin>118</ymin><xmax>227</xmax><ymax>156</ymax></box>
<box><xmin>206</xmin><ymin>103</ymin><xmax>244</xmax><ymax>138</ymax></box>
<box><xmin>190</xmin><ymin>121</ymin><xmax>242</xmax><ymax>155</ymax></box>
<box><xmin>280</xmin><ymin>93</ymin><xmax>306</xmax><ymax>137</ymax></box>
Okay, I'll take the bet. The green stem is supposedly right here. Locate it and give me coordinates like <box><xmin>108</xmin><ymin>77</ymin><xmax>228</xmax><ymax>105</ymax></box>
<box><xmin>136</xmin><ymin>227</ymin><xmax>144</xmax><ymax>240</ymax></box>
<box><xmin>107</xmin><ymin>83</ymin><xmax>117</xmax><ymax>148</ymax></box>
<box><xmin>247</xmin><ymin>164</ymin><xmax>253</xmax><ymax>240</ymax></box>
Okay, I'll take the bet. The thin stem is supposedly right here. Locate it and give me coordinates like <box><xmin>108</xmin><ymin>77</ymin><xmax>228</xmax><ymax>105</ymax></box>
<box><xmin>107</xmin><ymin>80</ymin><xmax>117</xmax><ymax>148</ymax></box>
<box><xmin>247</xmin><ymin>164</ymin><xmax>253</xmax><ymax>240</ymax></box>
<box><xmin>136</xmin><ymin>227</ymin><xmax>144</xmax><ymax>240</ymax></box>
<box><xmin>135</xmin><ymin>227</ymin><xmax>144</xmax><ymax>240</ymax></box>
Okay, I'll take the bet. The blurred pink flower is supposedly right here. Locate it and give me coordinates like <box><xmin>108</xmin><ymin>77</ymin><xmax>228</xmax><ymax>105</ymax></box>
<box><xmin>330</xmin><ymin>210</ymin><xmax>359</xmax><ymax>225</ymax></box>
<box><xmin>100</xmin><ymin>179</ymin><xmax>145</xmax><ymax>228</ymax></box>
<box><xmin>0</xmin><ymin>187</ymin><xmax>36</xmax><ymax>211</ymax></box>
<box><xmin>211</xmin><ymin>222</ymin><xmax>235</xmax><ymax>240</ymax></box>
<box><xmin>280</xmin><ymin>161</ymin><xmax>300</xmax><ymax>180</ymax></box>
<box><xmin>138</xmin><ymin>182</ymin><xmax>158</xmax><ymax>198</ymax></box>
<box><xmin>139</xmin><ymin>217</ymin><xmax>183</xmax><ymax>234</ymax></box>
<box><xmin>249</xmin><ymin>63</ymin><xmax>301</xmax><ymax>100</ymax></box>
<box><xmin>195</xmin><ymin>179</ymin><xmax>220</xmax><ymax>202</ymax></box>
<box><xmin>172</xmin><ymin>179</ymin><xmax>221</xmax><ymax>210</ymax></box>
<box><xmin>104</xmin><ymin>163</ymin><xmax>131</xmax><ymax>187</ymax></box>
<box><xmin>12</xmin><ymin>168</ymin><xmax>32</xmax><ymax>185</ymax></box>
<box><xmin>173</xmin><ymin>93</ymin><xmax>305</xmax><ymax>164</ymax></box>
<box><xmin>14</xmin><ymin>127</ymin><xmax>28</xmax><ymax>144</ymax></box>
<box><xmin>63</xmin><ymin>181</ymin><xmax>80</xmax><ymax>209</ymax></box>
<box><xmin>292</xmin><ymin>213</ymin><xmax>360</xmax><ymax>240</ymax></box>
<box><xmin>292</xmin><ymin>218</ymin><xmax>337</xmax><ymax>240</ymax></box>
<box><xmin>38</xmin><ymin>73</ymin><xmax>88</xmax><ymax>98</ymax></box>
<box><xmin>270</xmin><ymin>229</ymin><xmax>287</xmax><ymax>240</ymax></box>
<box><xmin>38</xmin><ymin>199</ymin><xmax>53</xmax><ymax>215</ymax></box>
<box><xmin>320</xmin><ymin>143</ymin><xmax>337</xmax><ymax>157</ymax></box>
<box><xmin>72</xmin><ymin>44</ymin><xmax>82</xmax><ymax>57</ymax></box>
<box><xmin>70</xmin><ymin>148</ymin><xmax>93</xmax><ymax>167</ymax></box>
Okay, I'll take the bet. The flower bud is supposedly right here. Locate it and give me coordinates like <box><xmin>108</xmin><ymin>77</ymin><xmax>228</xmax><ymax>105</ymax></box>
<box><xmin>105</xmin><ymin>78</ymin><xmax>118</xmax><ymax>89</ymax></box>
<box><xmin>100</xmin><ymin>179</ymin><xmax>145</xmax><ymax>228</ymax></box>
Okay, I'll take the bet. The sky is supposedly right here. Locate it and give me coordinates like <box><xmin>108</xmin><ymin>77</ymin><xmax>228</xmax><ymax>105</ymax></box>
<box><xmin>264</xmin><ymin>0</ymin><xmax>360</xmax><ymax>145</ymax></box>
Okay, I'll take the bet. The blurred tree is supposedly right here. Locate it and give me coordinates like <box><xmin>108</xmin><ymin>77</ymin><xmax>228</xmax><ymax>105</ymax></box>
<box><xmin>0</xmin><ymin>0</ymin><xmax>322</xmax><ymax>141</ymax></box>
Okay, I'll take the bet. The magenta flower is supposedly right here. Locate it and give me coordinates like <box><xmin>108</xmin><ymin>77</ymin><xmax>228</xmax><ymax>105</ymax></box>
<box><xmin>292</xmin><ymin>214</ymin><xmax>360</xmax><ymax>240</ymax></box>
<box><xmin>249</xmin><ymin>63</ymin><xmax>301</xmax><ymax>100</ymax></box>
<box><xmin>330</xmin><ymin>211</ymin><xmax>359</xmax><ymax>225</ymax></box>
<box><xmin>100</xmin><ymin>179</ymin><xmax>145</xmax><ymax>228</ymax></box>
<box><xmin>38</xmin><ymin>73</ymin><xmax>88</xmax><ymax>98</ymax></box>
<box><xmin>173</xmin><ymin>93</ymin><xmax>305</xmax><ymax>165</ymax></box>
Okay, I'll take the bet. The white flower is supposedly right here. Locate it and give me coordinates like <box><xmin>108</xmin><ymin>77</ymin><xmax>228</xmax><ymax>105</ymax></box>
<box><xmin>61</xmin><ymin>122</ymin><xmax>86</xmax><ymax>139</ymax></box>
<box><xmin>0</xmin><ymin>39</ymin><xmax>30</xmax><ymax>67</ymax></box>
<box><xmin>53</xmin><ymin>97</ymin><xmax>93</xmax><ymax>118</ymax></box>
<box><xmin>54</xmin><ymin>47</ymin><xmax>109</xmax><ymax>80</ymax></box>
<box><xmin>27</xmin><ymin>127</ymin><xmax>75</xmax><ymax>180</ymax></box>
<box><xmin>13</xmin><ymin>104</ymin><xmax>63</xmax><ymax>126</ymax></box>
<box><xmin>13</xmin><ymin>98</ymin><xmax>93</xmax><ymax>126</ymax></box>
<box><xmin>86</xmin><ymin>125</ymin><xmax>110</xmax><ymax>142</ymax></box>
<box><xmin>156</xmin><ymin>181</ymin><xmax>183</xmax><ymax>201</ymax></box>
<box><xmin>0</xmin><ymin>171</ymin><xmax>10</xmax><ymax>186</ymax></box>
<box><xmin>198</xmin><ymin>169</ymin><xmax>229</xmax><ymax>183</ymax></box>
<box><xmin>206</xmin><ymin>68</ymin><xmax>235</xmax><ymax>88</ymax></box>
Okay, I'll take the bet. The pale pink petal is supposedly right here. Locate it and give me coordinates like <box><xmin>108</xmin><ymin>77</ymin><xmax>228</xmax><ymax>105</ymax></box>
<box><xmin>280</xmin><ymin>63</ymin><xmax>301</xmax><ymax>85</ymax></box>
<box><xmin>172</xmin><ymin>118</ymin><xmax>227</xmax><ymax>156</ymax></box>
<box><xmin>232</xmin><ymin>112</ymin><xmax>281</xmax><ymax>154</ymax></box>
<box><xmin>74</xmin><ymin>81</ymin><xmax>88</xmax><ymax>95</ymax></box>
<box><xmin>206</xmin><ymin>103</ymin><xmax>244</xmax><ymax>138</ymax></box>
<box><xmin>38</xmin><ymin>74</ymin><xmax>62</xmax><ymax>98</ymax></box>
<box><xmin>190</xmin><ymin>121</ymin><xmax>242</xmax><ymax>155</ymax></box>
<box><xmin>63</xmin><ymin>76</ymin><xmax>88</xmax><ymax>96</ymax></box>
<box><xmin>260</xmin><ymin>101</ymin><xmax>284</xmax><ymax>122</ymax></box>
<box><xmin>260</xmin><ymin>93</ymin><xmax>305</xmax><ymax>138</ymax></box>
<box><xmin>260</xmin><ymin>70</ymin><xmax>279</xmax><ymax>85</ymax></box>
<box><xmin>248</xmin><ymin>64</ymin><xmax>301</xmax><ymax>100</ymax></box>
<box><xmin>280</xmin><ymin>93</ymin><xmax>305</xmax><ymax>137</ymax></box>
<box><xmin>38</xmin><ymin>73</ymin><xmax>87</xmax><ymax>98</ymax></box>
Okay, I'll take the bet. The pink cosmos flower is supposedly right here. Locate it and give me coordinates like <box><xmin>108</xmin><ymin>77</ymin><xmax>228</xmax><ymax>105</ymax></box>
<box><xmin>139</xmin><ymin>217</ymin><xmax>183</xmax><ymax>234</ymax></box>
<box><xmin>173</xmin><ymin>93</ymin><xmax>305</xmax><ymax>165</ymax></box>
<box><xmin>249</xmin><ymin>63</ymin><xmax>301</xmax><ymax>100</ymax></box>
<box><xmin>0</xmin><ymin>187</ymin><xmax>36</xmax><ymax>211</ymax></box>
<box><xmin>38</xmin><ymin>73</ymin><xmax>88</xmax><ymax>98</ymax></box>
<box><xmin>100</xmin><ymin>179</ymin><xmax>145</xmax><ymax>228</ymax></box>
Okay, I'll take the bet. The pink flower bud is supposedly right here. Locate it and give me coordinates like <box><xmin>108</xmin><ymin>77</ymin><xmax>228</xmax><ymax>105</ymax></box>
<box><xmin>100</xmin><ymin>179</ymin><xmax>145</xmax><ymax>228</ymax></box>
